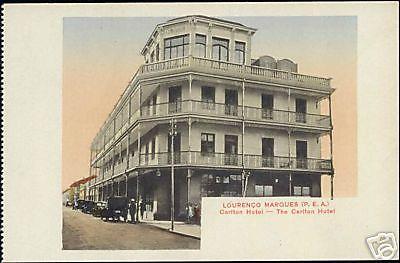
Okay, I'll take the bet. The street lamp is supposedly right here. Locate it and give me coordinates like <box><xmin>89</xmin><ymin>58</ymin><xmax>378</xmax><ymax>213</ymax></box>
<box><xmin>169</xmin><ymin>118</ymin><xmax>177</xmax><ymax>231</ymax></box>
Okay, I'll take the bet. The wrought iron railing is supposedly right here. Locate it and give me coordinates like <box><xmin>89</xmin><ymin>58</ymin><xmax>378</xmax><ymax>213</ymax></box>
<box><xmin>140</xmin><ymin>100</ymin><xmax>330</xmax><ymax>128</ymax></box>
<box><xmin>137</xmin><ymin>151</ymin><xmax>332</xmax><ymax>172</ymax></box>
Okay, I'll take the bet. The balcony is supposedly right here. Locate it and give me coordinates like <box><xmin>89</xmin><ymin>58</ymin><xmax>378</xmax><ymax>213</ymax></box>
<box><xmin>140</xmin><ymin>56</ymin><xmax>332</xmax><ymax>92</ymax></box>
<box><xmin>140</xmin><ymin>100</ymin><xmax>331</xmax><ymax>129</ymax></box>
<box><xmin>91</xmin><ymin>56</ymin><xmax>333</xmax><ymax>163</ymax></box>
<box><xmin>138</xmin><ymin>151</ymin><xmax>333</xmax><ymax>173</ymax></box>
<box><xmin>244</xmin><ymin>106</ymin><xmax>331</xmax><ymax>128</ymax></box>
<box><xmin>243</xmin><ymin>155</ymin><xmax>332</xmax><ymax>172</ymax></box>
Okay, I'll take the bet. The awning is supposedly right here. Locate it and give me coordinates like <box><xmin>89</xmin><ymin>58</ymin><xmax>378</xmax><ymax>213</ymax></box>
<box><xmin>70</xmin><ymin>175</ymin><xmax>97</xmax><ymax>188</ymax></box>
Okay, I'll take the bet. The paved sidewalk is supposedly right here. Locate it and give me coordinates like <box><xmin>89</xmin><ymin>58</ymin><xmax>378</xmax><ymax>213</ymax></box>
<box><xmin>140</xmin><ymin>220</ymin><xmax>201</xmax><ymax>239</ymax></box>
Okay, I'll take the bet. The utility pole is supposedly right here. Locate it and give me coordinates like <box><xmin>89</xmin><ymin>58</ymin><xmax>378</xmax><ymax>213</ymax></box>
<box><xmin>169</xmin><ymin>118</ymin><xmax>177</xmax><ymax>231</ymax></box>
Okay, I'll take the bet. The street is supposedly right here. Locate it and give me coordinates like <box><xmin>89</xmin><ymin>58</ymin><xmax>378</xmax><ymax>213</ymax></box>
<box><xmin>62</xmin><ymin>207</ymin><xmax>200</xmax><ymax>250</ymax></box>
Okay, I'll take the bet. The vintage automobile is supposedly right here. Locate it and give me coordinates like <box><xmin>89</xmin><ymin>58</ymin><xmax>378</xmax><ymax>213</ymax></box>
<box><xmin>100</xmin><ymin>196</ymin><xmax>128</xmax><ymax>222</ymax></box>
<box><xmin>92</xmin><ymin>201</ymin><xmax>107</xmax><ymax>217</ymax></box>
<box><xmin>82</xmin><ymin>200</ymin><xmax>95</xmax><ymax>214</ymax></box>
<box><xmin>76</xmin><ymin>199</ymin><xmax>86</xmax><ymax>210</ymax></box>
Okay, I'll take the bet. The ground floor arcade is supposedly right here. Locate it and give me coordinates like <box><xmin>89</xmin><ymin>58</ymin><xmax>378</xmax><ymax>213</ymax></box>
<box><xmin>91</xmin><ymin>168</ymin><xmax>324</xmax><ymax>222</ymax></box>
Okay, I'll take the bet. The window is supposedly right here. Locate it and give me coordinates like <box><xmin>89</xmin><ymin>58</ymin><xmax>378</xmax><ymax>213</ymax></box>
<box><xmin>151</xmin><ymin>138</ymin><xmax>156</xmax><ymax>160</ymax></box>
<box><xmin>201</xmin><ymin>86</ymin><xmax>215</xmax><ymax>110</ymax></box>
<box><xmin>195</xmin><ymin>34</ymin><xmax>206</xmax><ymax>57</ymax></box>
<box><xmin>224</xmin><ymin>135</ymin><xmax>238</xmax><ymax>165</ymax></box>
<box><xmin>295</xmin><ymin>98</ymin><xmax>307</xmax><ymax>123</ymax></box>
<box><xmin>168</xmin><ymin>86</ymin><xmax>182</xmax><ymax>113</ymax></box>
<box><xmin>296</xmin><ymin>140</ymin><xmax>308</xmax><ymax>169</ymax></box>
<box><xmin>262</xmin><ymin>138</ymin><xmax>274</xmax><ymax>167</ymax></box>
<box><xmin>150</xmin><ymin>51</ymin><xmax>155</xmax><ymax>63</ymax></box>
<box><xmin>155</xmin><ymin>44</ymin><xmax>159</xmax><ymax>61</ymax></box>
<box><xmin>212</xmin><ymin>37</ymin><xmax>229</xmax><ymax>61</ymax></box>
<box><xmin>255</xmin><ymin>185</ymin><xmax>273</xmax><ymax>197</ymax></box>
<box><xmin>201</xmin><ymin>86</ymin><xmax>215</xmax><ymax>103</ymax></box>
<box><xmin>201</xmin><ymin>174</ymin><xmax>241</xmax><ymax>197</ymax></box>
<box><xmin>225</xmin><ymin>89</ymin><xmax>238</xmax><ymax>116</ymax></box>
<box><xmin>144</xmin><ymin>143</ymin><xmax>149</xmax><ymax>163</ymax></box>
<box><xmin>235</xmin><ymin>41</ymin><xmax>245</xmax><ymax>64</ymax></box>
<box><xmin>293</xmin><ymin>186</ymin><xmax>311</xmax><ymax>196</ymax></box>
<box><xmin>164</xmin><ymin>34</ymin><xmax>189</xmax><ymax>60</ymax></box>
<box><xmin>201</xmin><ymin>133</ymin><xmax>215</xmax><ymax>155</ymax></box>
<box><xmin>121</xmin><ymin>148</ymin><xmax>127</xmax><ymax>162</ymax></box>
<box><xmin>262</xmin><ymin>94</ymin><xmax>274</xmax><ymax>119</ymax></box>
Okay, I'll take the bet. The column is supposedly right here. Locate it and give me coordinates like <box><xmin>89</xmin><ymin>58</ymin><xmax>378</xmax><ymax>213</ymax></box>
<box><xmin>137</xmin><ymin>126</ymin><xmax>141</xmax><ymax>166</ymax></box>
<box><xmin>189</xmin><ymin>18</ymin><xmax>195</xmax><ymax>56</ymax></box>
<box><xmin>117</xmin><ymin>180</ymin><xmax>120</xmax><ymax>196</ymax></box>
<box><xmin>189</xmin><ymin>74</ymin><xmax>193</xmax><ymax>111</ymax></box>
<box><xmin>287</xmin><ymin>88</ymin><xmax>292</xmax><ymax>196</ymax></box>
<box><xmin>125</xmin><ymin>174</ymin><xmax>128</xmax><ymax>198</ymax></box>
<box><xmin>102</xmin><ymin>183</ymin><xmax>104</xmax><ymax>201</ymax></box>
<box><xmin>158</xmin><ymin>27</ymin><xmax>164</xmax><ymax>61</ymax></box>
<box><xmin>328</xmin><ymin>95</ymin><xmax>334</xmax><ymax>200</ymax></box>
<box><xmin>136</xmin><ymin>171</ymin><xmax>140</xmax><ymax>222</ymax></box>
<box><xmin>111</xmin><ymin>179</ymin><xmax>114</xmax><ymax>197</ymax></box>
<box><xmin>229</xmin><ymin>28</ymin><xmax>235</xmax><ymax>62</ymax></box>
<box><xmin>139</xmin><ymin>84</ymin><xmax>142</xmax><ymax>117</ymax></box>
<box><xmin>241</xmin><ymin>80</ymin><xmax>246</xmax><ymax>196</ymax></box>
<box><xmin>188</xmin><ymin>118</ymin><xmax>192</xmax><ymax>164</ymax></box>
<box><xmin>111</xmin><ymin>147</ymin><xmax>116</xmax><ymax>178</ymax></box>
<box><xmin>288</xmin><ymin>129</ymin><xmax>292</xmax><ymax>196</ymax></box>
<box><xmin>246</xmin><ymin>31</ymin><xmax>252</xmax><ymax>65</ymax></box>
<box><xmin>126</xmin><ymin>131</ymin><xmax>130</xmax><ymax>171</ymax></box>
<box><xmin>206</xmin><ymin>23</ymin><xmax>212</xmax><ymax>59</ymax></box>
<box><xmin>187</xmin><ymin>168</ymin><xmax>192</xmax><ymax>222</ymax></box>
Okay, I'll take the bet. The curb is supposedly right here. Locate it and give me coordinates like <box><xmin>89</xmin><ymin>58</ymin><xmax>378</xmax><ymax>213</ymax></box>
<box><xmin>140</xmin><ymin>222</ymin><xmax>201</xmax><ymax>240</ymax></box>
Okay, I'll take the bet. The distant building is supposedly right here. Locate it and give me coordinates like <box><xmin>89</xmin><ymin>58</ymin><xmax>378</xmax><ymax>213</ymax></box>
<box><xmin>62</xmin><ymin>188</ymin><xmax>70</xmax><ymax>206</ymax></box>
<box><xmin>88</xmin><ymin>15</ymin><xmax>334</xmax><ymax>221</ymax></box>
<box><xmin>70</xmin><ymin>175</ymin><xmax>96</xmax><ymax>201</ymax></box>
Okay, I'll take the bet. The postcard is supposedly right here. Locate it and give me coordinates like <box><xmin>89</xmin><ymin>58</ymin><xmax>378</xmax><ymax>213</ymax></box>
<box><xmin>2</xmin><ymin>2</ymin><xmax>399</xmax><ymax>261</ymax></box>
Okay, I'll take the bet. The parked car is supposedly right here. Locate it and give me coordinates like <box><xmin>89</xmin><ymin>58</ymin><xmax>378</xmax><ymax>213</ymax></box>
<box><xmin>77</xmin><ymin>199</ymin><xmax>85</xmax><ymax>210</ymax></box>
<box><xmin>82</xmin><ymin>200</ymin><xmax>95</xmax><ymax>214</ymax></box>
<box><xmin>92</xmin><ymin>201</ymin><xmax>107</xmax><ymax>217</ymax></box>
<box><xmin>101</xmin><ymin>196</ymin><xmax>128</xmax><ymax>222</ymax></box>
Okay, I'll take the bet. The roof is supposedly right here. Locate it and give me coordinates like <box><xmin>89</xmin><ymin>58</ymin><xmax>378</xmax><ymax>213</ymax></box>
<box><xmin>166</xmin><ymin>15</ymin><xmax>248</xmax><ymax>28</ymax></box>
<box><xmin>70</xmin><ymin>175</ymin><xmax>97</xmax><ymax>188</ymax></box>
<box><xmin>141</xmin><ymin>15</ymin><xmax>257</xmax><ymax>55</ymax></box>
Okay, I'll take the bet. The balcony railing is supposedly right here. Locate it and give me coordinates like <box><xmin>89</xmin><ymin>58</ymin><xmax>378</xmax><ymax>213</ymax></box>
<box><xmin>140</xmin><ymin>56</ymin><xmax>331</xmax><ymax>91</ymax></box>
<box><xmin>190</xmin><ymin>152</ymin><xmax>243</xmax><ymax>167</ymax></box>
<box><xmin>139</xmin><ymin>151</ymin><xmax>190</xmax><ymax>166</ymax></box>
<box><xmin>244</xmin><ymin>106</ymin><xmax>331</xmax><ymax>128</ymax></box>
<box><xmin>140</xmin><ymin>100</ymin><xmax>331</xmax><ymax>128</ymax></box>
<box><xmin>138</xmin><ymin>151</ymin><xmax>332</xmax><ymax>173</ymax></box>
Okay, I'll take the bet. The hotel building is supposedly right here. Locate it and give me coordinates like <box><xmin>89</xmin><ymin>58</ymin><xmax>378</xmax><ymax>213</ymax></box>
<box><xmin>87</xmin><ymin>15</ymin><xmax>334</xmax><ymax>221</ymax></box>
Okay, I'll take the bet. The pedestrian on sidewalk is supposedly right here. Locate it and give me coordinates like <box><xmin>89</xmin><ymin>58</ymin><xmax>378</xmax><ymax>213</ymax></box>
<box><xmin>186</xmin><ymin>202</ymin><xmax>194</xmax><ymax>224</ymax></box>
<box><xmin>129</xmin><ymin>198</ymin><xmax>136</xmax><ymax>224</ymax></box>
<box><xmin>140</xmin><ymin>199</ymin><xmax>146</xmax><ymax>220</ymax></box>
<box><xmin>193</xmin><ymin>203</ymin><xmax>201</xmax><ymax>225</ymax></box>
<box><xmin>73</xmin><ymin>198</ymin><xmax>78</xmax><ymax>210</ymax></box>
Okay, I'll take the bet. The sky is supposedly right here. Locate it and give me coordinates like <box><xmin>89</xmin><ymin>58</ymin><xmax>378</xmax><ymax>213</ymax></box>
<box><xmin>63</xmin><ymin>16</ymin><xmax>357</xmax><ymax>197</ymax></box>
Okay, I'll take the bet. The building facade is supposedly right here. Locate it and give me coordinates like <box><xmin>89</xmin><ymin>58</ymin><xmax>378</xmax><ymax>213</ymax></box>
<box><xmin>87</xmin><ymin>15</ymin><xmax>335</xmax><ymax>221</ymax></box>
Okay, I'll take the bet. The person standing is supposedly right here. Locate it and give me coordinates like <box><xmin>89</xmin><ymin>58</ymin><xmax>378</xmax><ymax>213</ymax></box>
<box><xmin>129</xmin><ymin>199</ymin><xmax>136</xmax><ymax>224</ymax></box>
<box><xmin>73</xmin><ymin>197</ymin><xmax>78</xmax><ymax>210</ymax></box>
<box><xmin>188</xmin><ymin>203</ymin><xmax>194</xmax><ymax>224</ymax></box>
<box><xmin>140</xmin><ymin>199</ymin><xmax>146</xmax><ymax>220</ymax></box>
